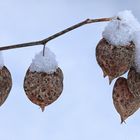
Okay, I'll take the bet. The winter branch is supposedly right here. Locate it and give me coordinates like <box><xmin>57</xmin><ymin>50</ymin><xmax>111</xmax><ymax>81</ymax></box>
<box><xmin>0</xmin><ymin>17</ymin><xmax>112</xmax><ymax>51</ymax></box>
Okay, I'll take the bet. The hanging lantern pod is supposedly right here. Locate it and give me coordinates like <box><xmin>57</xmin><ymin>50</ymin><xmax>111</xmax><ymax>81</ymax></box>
<box><xmin>24</xmin><ymin>67</ymin><xmax>63</xmax><ymax>111</ymax></box>
<box><xmin>112</xmin><ymin>77</ymin><xmax>140</xmax><ymax>123</ymax></box>
<box><xmin>0</xmin><ymin>66</ymin><xmax>12</xmax><ymax>106</ymax></box>
<box><xmin>127</xmin><ymin>67</ymin><xmax>140</xmax><ymax>97</ymax></box>
<box><xmin>96</xmin><ymin>38</ymin><xmax>135</xmax><ymax>84</ymax></box>
<box><xmin>24</xmin><ymin>47</ymin><xmax>63</xmax><ymax>111</ymax></box>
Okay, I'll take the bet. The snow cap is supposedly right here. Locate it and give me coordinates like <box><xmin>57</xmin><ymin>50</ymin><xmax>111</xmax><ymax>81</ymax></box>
<box><xmin>102</xmin><ymin>10</ymin><xmax>140</xmax><ymax>46</ymax></box>
<box><xmin>0</xmin><ymin>52</ymin><xmax>4</xmax><ymax>69</ymax></box>
<box><xmin>132</xmin><ymin>31</ymin><xmax>140</xmax><ymax>72</ymax></box>
<box><xmin>29</xmin><ymin>47</ymin><xmax>58</xmax><ymax>73</ymax></box>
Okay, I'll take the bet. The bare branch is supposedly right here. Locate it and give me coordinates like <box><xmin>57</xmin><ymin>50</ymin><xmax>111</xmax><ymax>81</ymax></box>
<box><xmin>0</xmin><ymin>17</ymin><xmax>112</xmax><ymax>51</ymax></box>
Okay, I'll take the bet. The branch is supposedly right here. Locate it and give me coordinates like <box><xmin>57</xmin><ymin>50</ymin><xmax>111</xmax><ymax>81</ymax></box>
<box><xmin>0</xmin><ymin>17</ymin><xmax>112</xmax><ymax>51</ymax></box>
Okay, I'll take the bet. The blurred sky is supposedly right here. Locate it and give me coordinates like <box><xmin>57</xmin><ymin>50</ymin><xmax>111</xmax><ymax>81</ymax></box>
<box><xmin>1</xmin><ymin>0</ymin><xmax>140</xmax><ymax>140</ymax></box>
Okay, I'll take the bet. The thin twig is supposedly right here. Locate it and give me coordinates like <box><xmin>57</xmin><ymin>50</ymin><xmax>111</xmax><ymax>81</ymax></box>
<box><xmin>42</xmin><ymin>44</ymin><xmax>46</xmax><ymax>56</ymax></box>
<box><xmin>0</xmin><ymin>17</ymin><xmax>112</xmax><ymax>51</ymax></box>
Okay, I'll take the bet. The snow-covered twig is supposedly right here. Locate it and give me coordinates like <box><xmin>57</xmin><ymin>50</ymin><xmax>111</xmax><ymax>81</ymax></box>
<box><xmin>0</xmin><ymin>18</ymin><xmax>112</xmax><ymax>51</ymax></box>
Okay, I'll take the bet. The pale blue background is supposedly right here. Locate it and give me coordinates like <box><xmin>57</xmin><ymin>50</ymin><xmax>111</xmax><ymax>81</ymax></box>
<box><xmin>0</xmin><ymin>0</ymin><xmax>140</xmax><ymax>140</ymax></box>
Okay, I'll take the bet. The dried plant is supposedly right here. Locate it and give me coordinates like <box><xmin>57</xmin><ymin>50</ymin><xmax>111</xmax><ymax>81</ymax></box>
<box><xmin>112</xmin><ymin>77</ymin><xmax>140</xmax><ymax>123</ymax></box>
<box><xmin>24</xmin><ymin>68</ymin><xmax>63</xmax><ymax>111</ymax></box>
<box><xmin>96</xmin><ymin>38</ymin><xmax>135</xmax><ymax>84</ymax></box>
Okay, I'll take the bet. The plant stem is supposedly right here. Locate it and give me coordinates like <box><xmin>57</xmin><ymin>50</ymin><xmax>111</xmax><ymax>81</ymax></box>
<box><xmin>0</xmin><ymin>17</ymin><xmax>112</xmax><ymax>51</ymax></box>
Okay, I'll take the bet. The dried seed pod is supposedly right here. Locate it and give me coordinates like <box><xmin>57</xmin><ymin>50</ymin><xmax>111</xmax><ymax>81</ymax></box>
<box><xmin>24</xmin><ymin>67</ymin><xmax>63</xmax><ymax>111</ymax></box>
<box><xmin>127</xmin><ymin>67</ymin><xmax>140</xmax><ymax>97</ymax></box>
<box><xmin>112</xmin><ymin>77</ymin><xmax>140</xmax><ymax>123</ymax></box>
<box><xmin>0</xmin><ymin>66</ymin><xmax>12</xmax><ymax>106</ymax></box>
<box><xmin>96</xmin><ymin>38</ymin><xmax>135</xmax><ymax>84</ymax></box>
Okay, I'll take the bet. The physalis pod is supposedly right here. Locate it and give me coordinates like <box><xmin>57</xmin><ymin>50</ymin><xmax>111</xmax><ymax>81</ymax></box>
<box><xmin>96</xmin><ymin>38</ymin><xmax>135</xmax><ymax>84</ymax></box>
<box><xmin>112</xmin><ymin>77</ymin><xmax>140</xmax><ymax>123</ymax></box>
<box><xmin>24</xmin><ymin>47</ymin><xmax>63</xmax><ymax>111</ymax></box>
